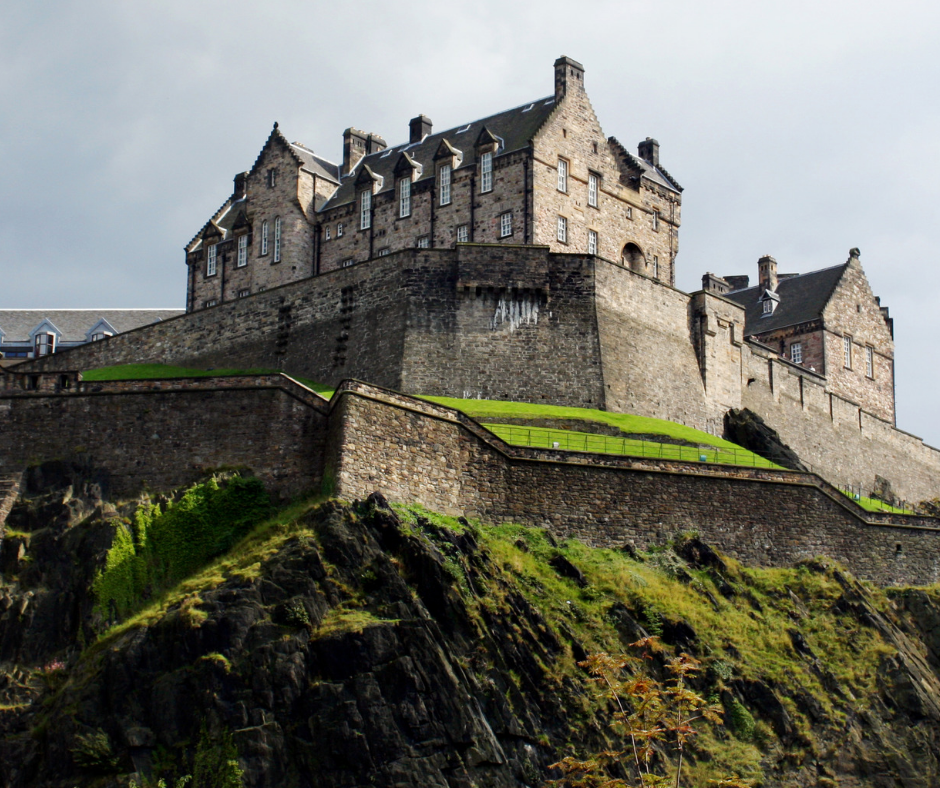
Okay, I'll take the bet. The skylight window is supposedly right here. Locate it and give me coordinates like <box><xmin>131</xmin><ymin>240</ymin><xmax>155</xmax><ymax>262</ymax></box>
<box><xmin>522</xmin><ymin>103</ymin><xmax>535</xmax><ymax>113</ymax></box>
<box><xmin>456</xmin><ymin>124</ymin><xmax>471</xmax><ymax>134</ymax></box>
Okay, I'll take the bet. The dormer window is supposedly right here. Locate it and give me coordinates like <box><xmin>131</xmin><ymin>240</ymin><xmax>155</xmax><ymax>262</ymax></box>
<box><xmin>762</xmin><ymin>299</ymin><xmax>773</xmax><ymax>315</ymax></box>
<box><xmin>236</xmin><ymin>235</ymin><xmax>248</xmax><ymax>267</ymax></box>
<box><xmin>439</xmin><ymin>164</ymin><xmax>452</xmax><ymax>206</ymax></box>
<box><xmin>90</xmin><ymin>331</ymin><xmax>112</xmax><ymax>342</ymax></box>
<box><xmin>207</xmin><ymin>243</ymin><xmax>218</xmax><ymax>276</ymax></box>
<box><xmin>557</xmin><ymin>158</ymin><xmax>568</xmax><ymax>192</ymax></box>
<box><xmin>399</xmin><ymin>178</ymin><xmax>411</xmax><ymax>217</ymax></box>
<box><xmin>360</xmin><ymin>190</ymin><xmax>372</xmax><ymax>230</ymax></box>
<box><xmin>760</xmin><ymin>290</ymin><xmax>779</xmax><ymax>316</ymax></box>
<box><xmin>480</xmin><ymin>152</ymin><xmax>493</xmax><ymax>193</ymax></box>
<box><xmin>34</xmin><ymin>332</ymin><xmax>55</xmax><ymax>356</ymax></box>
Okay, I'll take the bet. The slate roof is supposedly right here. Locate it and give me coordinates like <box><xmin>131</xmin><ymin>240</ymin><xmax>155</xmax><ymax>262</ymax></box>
<box><xmin>0</xmin><ymin>310</ymin><xmax>184</xmax><ymax>343</ymax></box>
<box><xmin>725</xmin><ymin>264</ymin><xmax>849</xmax><ymax>336</ymax></box>
<box><xmin>322</xmin><ymin>96</ymin><xmax>560</xmax><ymax>209</ymax></box>
<box><xmin>289</xmin><ymin>142</ymin><xmax>340</xmax><ymax>184</ymax></box>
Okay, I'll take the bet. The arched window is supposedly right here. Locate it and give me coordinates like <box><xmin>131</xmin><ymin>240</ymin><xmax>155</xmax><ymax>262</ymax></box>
<box><xmin>622</xmin><ymin>242</ymin><xmax>644</xmax><ymax>272</ymax></box>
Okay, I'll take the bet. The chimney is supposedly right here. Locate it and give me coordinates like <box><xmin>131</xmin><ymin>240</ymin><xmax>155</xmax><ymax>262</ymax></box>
<box><xmin>701</xmin><ymin>272</ymin><xmax>731</xmax><ymax>295</ymax></box>
<box><xmin>367</xmin><ymin>133</ymin><xmax>387</xmax><ymax>155</ymax></box>
<box><xmin>233</xmin><ymin>171</ymin><xmax>248</xmax><ymax>200</ymax></box>
<box><xmin>758</xmin><ymin>255</ymin><xmax>778</xmax><ymax>293</ymax></box>
<box><xmin>638</xmin><ymin>137</ymin><xmax>660</xmax><ymax>167</ymax></box>
<box><xmin>554</xmin><ymin>56</ymin><xmax>585</xmax><ymax>101</ymax></box>
<box><xmin>409</xmin><ymin>115</ymin><xmax>432</xmax><ymax>144</ymax></box>
<box><xmin>342</xmin><ymin>128</ymin><xmax>368</xmax><ymax>176</ymax></box>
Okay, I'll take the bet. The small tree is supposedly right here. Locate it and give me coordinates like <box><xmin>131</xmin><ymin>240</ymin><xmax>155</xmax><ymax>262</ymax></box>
<box><xmin>550</xmin><ymin>637</ymin><xmax>749</xmax><ymax>788</ymax></box>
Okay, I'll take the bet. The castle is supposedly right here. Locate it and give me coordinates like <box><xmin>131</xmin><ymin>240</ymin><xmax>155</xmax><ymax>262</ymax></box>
<box><xmin>2</xmin><ymin>56</ymin><xmax>939</xmax><ymax>584</ymax></box>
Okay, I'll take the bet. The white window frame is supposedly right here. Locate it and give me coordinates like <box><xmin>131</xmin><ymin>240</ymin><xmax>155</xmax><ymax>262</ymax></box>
<box><xmin>236</xmin><ymin>234</ymin><xmax>248</xmax><ymax>267</ymax></box>
<box><xmin>337</xmin><ymin>222</ymin><xmax>344</xmax><ymax>238</ymax></box>
<box><xmin>556</xmin><ymin>216</ymin><xmax>567</xmax><ymax>243</ymax></box>
<box><xmin>499</xmin><ymin>212</ymin><xmax>512</xmax><ymax>238</ymax></box>
<box><xmin>341</xmin><ymin>258</ymin><xmax>354</xmax><ymax>268</ymax></box>
<box><xmin>267</xmin><ymin>168</ymin><xmax>276</xmax><ymax>188</ymax></box>
<box><xmin>377</xmin><ymin>247</ymin><xmax>390</xmax><ymax>257</ymax></box>
<box><xmin>360</xmin><ymin>190</ymin><xmax>372</xmax><ymax>230</ymax></box>
<box><xmin>261</xmin><ymin>221</ymin><xmax>269</xmax><ymax>255</ymax></box>
<box><xmin>587</xmin><ymin>230</ymin><xmax>597</xmax><ymax>255</ymax></box>
<box><xmin>588</xmin><ymin>173</ymin><xmax>598</xmax><ymax>207</ymax></box>
<box><xmin>439</xmin><ymin>164</ymin><xmax>451</xmax><ymax>206</ymax></box>
<box><xmin>34</xmin><ymin>332</ymin><xmax>56</xmax><ymax>356</ymax></box>
<box><xmin>843</xmin><ymin>335</ymin><xmax>852</xmax><ymax>369</ymax></box>
<box><xmin>237</xmin><ymin>288</ymin><xmax>250</xmax><ymax>298</ymax></box>
<box><xmin>456</xmin><ymin>224</ymin><xmax>469</xmax><ymax>243</ymax></box>
<box><xmin>273</xmin><ymin>217</ymin><xmax>282</xmax><ymax>262</ymax></box>
<box><xmin>207</xmin><ymin>243</ymin><xmax>218</xmax><ymax>276</ymax></box>
<box><xmin>626</xmin><ymin>207</ymin><xmax>633</xmax><ymax>220</ymax></box>
<box><xmin>652</xmin><ymin>210</ymin><xmax>660</xmax><ymax>231</ymax></box>
<box><xmin>416</xmin><ymin>235</ymin><xmax>430</xmax><ymax>249</ymax></box>
<box><xmin>866</xmin><ymin>346</ymin><xmax>874</xmax><ymax>378</ymax></box>
<box><xmin>90</xmin><ymin>331</ymin><xmax>112</xmax><ymax>342</ymax></box>
<box><xmin>762</xmin><ymin>299</ymin><xmax>773</xmax><ymax>315</ymax></box>
<box><xmin>399</xmin><ymin>178</ymin><xmax>411</xmax><ymax>218</ymax></box>
<box><xmin>557</xmin><ymin>158</ymin><xmax>568</xmax><ymax>192</ymax></box>
<box><xmin>480</xmin><ymin>152</ymin><xmax>493</xmax><ymax>193</ymax></box>
<box><xmin>325</xmin><ymin>226</ymin><xmax>331</xmax><ymax>240</ymax></box>
<box><xmin>791</xmin><ymin>342</ymin><xmax>803</xmax><ymax>365</ymax></box>
<box><xmin>204</xmin><ymin>299</ymin><xmax>218</xmax><ymax>308</ymax></box>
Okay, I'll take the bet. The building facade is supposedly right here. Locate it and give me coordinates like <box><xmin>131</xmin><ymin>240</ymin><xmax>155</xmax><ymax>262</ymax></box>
<box><xmin>184</xmin><ymin>57</ymin><xmax>682</xmax><ymax>312</ymax></box>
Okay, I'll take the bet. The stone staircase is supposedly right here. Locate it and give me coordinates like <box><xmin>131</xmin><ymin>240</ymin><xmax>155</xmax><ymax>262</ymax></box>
<box><xmin>0</xmin><ymin>473</ymin><xmax>21</xmax><ymax>532</ymax></box>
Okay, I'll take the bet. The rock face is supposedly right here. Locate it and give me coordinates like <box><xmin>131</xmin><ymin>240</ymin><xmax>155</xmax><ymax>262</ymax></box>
<box><xmin>724</xmin><ymin>407</ymin><xmax>807</xmax><ymax>471</ymax></box>
<box><xmin>2</xmin><ymin>481</ymin><xmax>940</xmax><ymax>787</ymax></box>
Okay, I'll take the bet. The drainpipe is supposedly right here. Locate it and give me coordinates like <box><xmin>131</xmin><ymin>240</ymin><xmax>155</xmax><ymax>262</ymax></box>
<box><xmin>430</xmin><ymin>175</ymin><xmax>435</xmax><ymax>248</ymax></box>
<box><xmin>314</xmin><ymin>223</ymin><xmax>321</xmax><ymax>276</ymax></box>
<box><xmin>523</xmin><ymin>154</ymin><xmax>530</xmax><ymax>244</ymax></box>
<box><xmin>469</xmin><ymin>173</ymin><xmax>476</xmax><ymax>241</ymax></box>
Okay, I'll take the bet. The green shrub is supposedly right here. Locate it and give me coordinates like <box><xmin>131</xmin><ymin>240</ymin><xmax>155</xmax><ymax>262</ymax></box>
<box><xmin>725</xmin><ymin>695</ymin><xmax>757</xmax><ymax>741</ymax></box>
<box><xmin>192</xmin><ymin>725</ymin><xmax>244</xmax><ymax>788</ymax></box>
<box><xmin>71</xmin><ymin>728</ymin><xmax>120</xmax><ymax>773</ymax></box>
<box><xmin>93</xmin><ymin>475</ymin><xmax>271</xmax><ymax>620</ymax></box>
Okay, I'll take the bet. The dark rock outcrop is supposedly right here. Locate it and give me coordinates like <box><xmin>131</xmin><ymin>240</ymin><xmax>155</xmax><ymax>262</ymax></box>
<box><xmin>724</xmin><ymin>408</ymin><xmax>807</xmax><ymax>471</ymax></box>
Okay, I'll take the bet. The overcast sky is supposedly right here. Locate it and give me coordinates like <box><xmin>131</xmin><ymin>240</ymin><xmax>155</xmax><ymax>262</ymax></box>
<box><xmin>1</xmin><ymin>0</ymin><xmax>938</xmax><ymax>443</ymax></box>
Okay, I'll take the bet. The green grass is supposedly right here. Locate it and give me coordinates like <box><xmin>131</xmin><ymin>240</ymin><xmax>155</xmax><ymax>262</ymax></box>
<box><xmin>481</xmin><ymin>423</ymin><xmax>781</xmax><ymax>468</ymax></box>
<box><xmin>81</xmin><ymin>364</ymin><xmax>333</xmax><ymax>397</ymax></box>
<box><xmin>840</xmin><ymin>492</ymin><xmax>913</xmax><ymax>514</ymax></box>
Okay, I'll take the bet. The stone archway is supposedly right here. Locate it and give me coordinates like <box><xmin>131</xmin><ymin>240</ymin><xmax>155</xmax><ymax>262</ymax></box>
<box><xmin>622</xmin><ymin>242</ymin><xmax>644</xmax><ymax>272</ymax></box>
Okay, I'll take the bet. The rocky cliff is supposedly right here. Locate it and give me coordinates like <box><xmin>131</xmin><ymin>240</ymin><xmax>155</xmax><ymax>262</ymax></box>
<box><xmin>1</xmin><ymin>470</ymin><xmax>940</xmax><ymax>787</ymax></box>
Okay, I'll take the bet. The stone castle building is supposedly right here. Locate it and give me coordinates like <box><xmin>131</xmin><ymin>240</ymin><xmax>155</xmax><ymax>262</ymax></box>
<box><xmin>185</xmin><ymin>57</ymin><xmax>681</xmax><ymax>312</ymax></box>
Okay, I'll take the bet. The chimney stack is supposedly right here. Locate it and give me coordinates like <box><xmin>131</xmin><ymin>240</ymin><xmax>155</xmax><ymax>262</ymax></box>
<box><xmin>233</xmin><ymin>171</ymin><xmax>248</xmax><ymax>200</ymax></box>
<box><xmin>758</xmin><ymin>254</ymin><xmax>778</xmax><ymax>293</ymax></box>
<box><xmin>409</xmin><ymin>115</ymin><xmax>432</xmax><ymax>143</ymax></box>
<box><xmin>553</xmin><ymin>56</ymin><xmax>585</xmax><ymax>102</ymax></box>
<box><xmin>342</xmin><ymin>128</ymin><xmax>369</xmax><ymax>176</ymax></box>
<box><xmin>638</xmin><ymin>137</ymin><xmax>660</xmax><ymax>167</ymax></box>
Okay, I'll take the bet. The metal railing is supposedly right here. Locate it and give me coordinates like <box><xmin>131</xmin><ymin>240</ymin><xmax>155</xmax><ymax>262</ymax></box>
<box><xmin>837</xmin><ymin>484</ymin><xmax>914</xmax><ymax>514</ymax></box>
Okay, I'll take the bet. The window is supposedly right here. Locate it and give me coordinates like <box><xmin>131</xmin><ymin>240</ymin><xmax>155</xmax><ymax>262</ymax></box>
<box><xmin>843</xmin><ymin>335</ymin><xmax>852</xmax><ymax>369</ymax></box>
<box><xmin>557</xmin><ymin>158</ymin><xmax>568</xmax><ymax>192</ymax></box>
<box><xmin>337</xmin><ymin>222</ymin><xmax>344</xmax><ymax>238</ymax></box>
<box><xmin>342</xmin><ymin>259</ymin><xmax>354</xmax><ymax>268</ymax></box>
<box><xmin>866</xmin><ymin>346</ymin><xmax>874</xmax><ymax>378</ymax></box>
<box><xmin>762</xmin><ymin>299</ymin><xmax>773</xmax><ymax>315</ymax></box>
<box><xmin>360</xmin><ymin>190</ymin><xmax>371</xmax><ymax>230</ymax></box>
<box><xmin>556</xmin><ymin>216</ymin><xmax>567</xmax><ymax>243</ymax></box>
<box><xmin>266</xmin><ymin>168</ymin><xmax>277</xmax><ymax>188</ymax></box>
<box><xmin>399</xmin><ymin>178</ymin><xmax>411</xmax><ymax>218</ymax></box>
<box><xmin>588</xmin><ymin>173</ymin><xmax>598</xmax><ymax>207</ymax></box>
<box><xmin>237</xmin><ymin>235</ymin><xmax>248</xmax><ymax>267</ymax></box>
<box><xmin>377</xmin><ymin>247</ymin><xmax>390</xmax><ymax>257</ymax></box>
<box><xmin>439</xmin><ymin>164</ymin><xmax>451</xmax><ymax>206</ymax></box>
<box><xmin>480</xmin><ymin>151</ymin><xmax>493</xmax><ymax>193</ymax></box>
<box><xmin>90</xmin><ymin>331</ymin><xmax>112</xmax><ymax>342</ymax></box>
<box><xmin>261</xmin><ymin>221</ymin><xmax>269</xmax><ymax>255</ymax></box>
<box><xmin>499</xmin><ymin>212</ymin><xmax>512</xmax><ymax>238</ymax></box>
<box><xmin>325</xmin><ymin>226</ymin><xmax>331</xmax><ymax>241</ymax></box>
<box><xmin>791</xmin><ymin>342</ymin><xmax>803</xmax><ymax>364</ymax></box>
<box><xmin>626</xmin><ymin>207</ymin><xmax>633</xmax><ymax>220</ymax></box>
<box><xmin>587</xmin><ymin>230</ymin><xmax>597</xmax><ymax>255</ymax></box>
<box><xmin>207</xmin><ymin>244</ymin><xmax>218</xmax><ymax>276</ymax></box>
<box><xmin>258</xmin><ymin>286</ymin><xmax>266</xmax><ymax>293</ymax></box>
<box><xmin>237</xmin><ymin>288</ymin><xmax>250</xmax><ymax>298</ymax></box>
<box><xmin>204</xmin><ymin>299</ymin><xmax>218</xmax><ymax>308</ymax></box>
<box><xmin>652</xmin><ymin>210</ymin><xmax>660</xmax><ymax>231</ymax></box>
<box><xmin>273</xmin><ymin>217</ymin><xmax>282</xmax><ymax>262</ymax></box>
<box><xmin>456</xmin><ymin>224</ymin><xmax>469</xmax><ymax>243</ymax></box>
<box><xmin>34</xmin><ymin>333</ymin><xmax>55</xmax><ymax>356</ymax></box>
<box><xmin>416</xmin><ymin>235</ymin><xmax>430</xmax><ymax>249</ymax></box>
<box><xmin>652</xmin><ymin>255</ymin><xmax>659</xmax><ymax>279</ymax></box>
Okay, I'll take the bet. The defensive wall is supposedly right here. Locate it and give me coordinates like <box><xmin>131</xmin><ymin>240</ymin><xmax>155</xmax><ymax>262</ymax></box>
<box><xmin>11</xmin><ymin>244</ymin><xmax>940</xmax><ymax>502</ymax></box>
<box><xmin>1</xmin><ymin>372</ymin><xmax>939</xmax><ymax>586</ymax></box>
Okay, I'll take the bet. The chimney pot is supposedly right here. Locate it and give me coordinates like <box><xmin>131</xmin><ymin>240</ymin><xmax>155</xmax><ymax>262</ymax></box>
<box><xmin>638</xmin><ymin>137</ymin><xmax>660</xmax><ymax>167</ymax></box>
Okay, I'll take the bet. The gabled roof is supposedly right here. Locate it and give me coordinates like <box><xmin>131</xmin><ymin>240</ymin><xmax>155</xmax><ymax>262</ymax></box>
<box><xmin>322</xmin><ymin>96</ymin><xmax>559</xmax><ymax>209</ymax></box>
<box><xmin>607</xmin><ymin>137</ymin><xmax>682</xmax><ymax>193</ymax></box>
<box><xmin>0</xmin><ymin>310</ymin><xmax>184</xmax><ymax>343</ymax></box>
<box><xmin>248</xmin><ymin>123</ymin><xmax>340</xmax><ymax>184</ymax></box>
<box><xmin>725</xmin><ymin>264</ymin><xmax>849</xmax><ymax>336</ymax></box>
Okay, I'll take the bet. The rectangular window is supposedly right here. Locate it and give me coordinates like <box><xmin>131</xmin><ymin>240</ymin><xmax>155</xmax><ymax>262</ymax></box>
<box><xmin>866</xmin><ymin>346</ymin><xmax>874</xmax><ymax>378</ymax></box>
<box><xmin>337</xmin><ymin>222</ymin><xmax>344</xmax><ymax>237</ymax></box>
<box><xmin>626</xmin><ymin>207</ymin><xmax>633</xmax><ymax>220</ymax></box>
<box><xmin>204</xmin><ymin>299</ymin><xmax>218</xmax><ymax>308</ymax></box>
<box><xmin>587</xmin><ymin>230</ymin><xmax>597</xmax><ymax>255</ymax></box>
<box><xmin>342</xmin><ymin>259</ymin><xmax>354</xmax><ymax>268</ymax></box>
<box><xmin>652</xmin><ymin>255</ymin><xmax>659</xmax><ymax>279</ymax></box>
<box><xmin>844</xmin><ymin>335</ymin><xmax>852</xmax><ymax>369</ymax></box>
<box><xmin>762</xmin><ymin>299</ymin><xmax>773</xmax><ymax>315</ymax></box>
<box><xmin>267</xmin><ymin>168</ymin><xmax>276</xmax><ymax>188</ymax></box>
<box><xmin>274</xmin><ymin>217</ymin><xmax>281</xmax><ymax>262</ymax></box>
<box><xmin>377</xmin><ymin>247</ymin><xmax>390</xmax><ymax>257</ymax></box>
<box><xmin>456</xmin><ymin>224</ymin><xmax>469</xmax><ymax>243</ymax></box>
<box><xmin>237</xmin><ymin>288</ymin><xmax>250</xmax><ymax>298</ymax></box>
<box><xmin>399</xmin><ymin>178</ymin><xmax>411</xmax><ymax>217</ymax></box>
<box><xmin>439</xmin><ymin>164</ymin><xmax>451</xmax><ymax>206</ymax></box>
<box><xmin>360</xmin><ymin>190</ymin><xmax>371</xmax><ymax>230</ymax></box>
<box><xmin>652</xmin><ymin>210</ymin><xmax>660</xmax><ymax>231</ymax></box>
<box><xmin>480</xmin><ymin>152</ymin><xmax>493</xmax><ymax>193</ymax></box>
<box><xmin>207</xmin><ymin>244</ymin><xmax>217</xmax><ymax>276</ymax></box>
<box><xmin>236</xmin><ymin>235</ymin><xmax>248</xmax><ymax>267</ymax></box>
<box><xmin>416</xmin><ymin>235</ymin><xmax>430</xmax><ymax>249</ymax></box>
<box><xmin>258</xmin><ymin>286</ymin><xmax>266</xmax><ymax>292</ymax></box>
<box><xmin>556</xmin><ymin>216</ymin><xmax>567</xmax><ymax>243</ymax></box>
<box><xmin>791</xmin><ymin>342</ymin><xmax>803</xmax><ymax>364</ymax></box>
<box><xmin>499</xmin><ymin>212</ymin><xmax>512</xmax><ymax>238</ymax></box>
<box><xmin>261</xmin><ymin>221</ymin><xmax>269</xmax><ymax>255</ymax></box>
<box><xmin>557</xmin><ymin>158</ymin><xmax>568</xmax><ymax>192</ymax></box>
<box><xmin>90</xmin><ymin>332</ymin><xmax>112</xmax><ymax>342</ymax></box>
<box><xmin>34</xmin><ymin>333</ymin><xmax>55</xmax><ymax>356</ymax></box>
<box><xmin>325</xmin><ymin>226</ymin><xmax>331</xmax><ymax>240</ymax></box>
<box><xmin>588</xmin><ymin>173</ymin><xmax>598</xmax><ymax>207</ymax></box>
